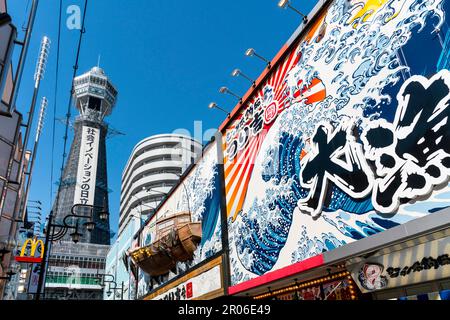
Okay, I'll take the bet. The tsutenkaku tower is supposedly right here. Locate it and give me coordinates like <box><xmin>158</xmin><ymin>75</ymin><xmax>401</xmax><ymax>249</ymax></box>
<box><xmin>52</xmin><ymin>66</ymin><xmax>118</xmax><ymax>245</ymax></box>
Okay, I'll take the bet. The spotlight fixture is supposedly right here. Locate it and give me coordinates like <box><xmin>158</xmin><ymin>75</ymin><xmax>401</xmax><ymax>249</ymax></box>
<box><xmin>278</xmin><ymin>0</ymin><xmax>308</xmax><ymax>23</ymax></box>
<box><xmin>231</xmin><ymin>69</ymin><xmax>256</xmax><ymax>87</ymax></box>
<box><xmin>245</xmin><ymin>48</ymin><xmax>271</xmax><ymax>68</ymax></box>
<box><xmin>219</xmin><ymin>86</ymin><xmax>242</xmax><ymax>103</ymax></box>
<box><xmin>208</xmin><ymin>102</ymin><xmax>230</xmax><ymax>118</ymax></box>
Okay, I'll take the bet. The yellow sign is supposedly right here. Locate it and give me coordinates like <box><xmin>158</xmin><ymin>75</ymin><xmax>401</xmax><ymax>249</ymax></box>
<box><xmin>15</xmin><ymin>237</ymin><xmax>44</xmax><ymax>263</ymax></box>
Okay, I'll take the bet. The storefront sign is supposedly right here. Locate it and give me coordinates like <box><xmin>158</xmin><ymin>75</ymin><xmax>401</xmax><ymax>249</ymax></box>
<box><xmin>155</xmin><ymin>265</ymin><xmax>221</xmax><ymax>300</ymax></box>
<box><xmin>350</xmin><ymin>236</ymin><xmax>450</xmax><ymax>293</ymax></box>
<box><xmin>144</xmin><ymin>257</ymin><xmax>224</xmax><ymax>300</ymax></box>
<box><xmin>74</xmin><ymin>126</ymin><xmax>100</xmax><ymax>206</ymax></box>
<box><xmin>15</xmin><ymin>237</ymin><xmax>44</xmax><ymax>263</ymax></box>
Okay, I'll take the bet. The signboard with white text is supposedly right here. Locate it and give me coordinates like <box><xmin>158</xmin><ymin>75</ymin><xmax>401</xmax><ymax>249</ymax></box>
<box><xmin>350</xmin><ymin>236</ymin><xmax>450</xmax><ymax>293</ymax></box>
<box><xmin>74</xmin><ymin>126</ymin><xmax>100</xmax><ymax>206</ymax></box>
<box><xmin>144</xmin><ymin>257</ymin><xmax>224</xmax><ymax>300</ymax></box>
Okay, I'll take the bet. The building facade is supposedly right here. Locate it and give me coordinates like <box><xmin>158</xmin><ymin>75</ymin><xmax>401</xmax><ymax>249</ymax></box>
<box><xmin>0</xmin><ymin>0</ymin><xmax>35</xmax><ymax>299</ymax></box>
<box><xmin>44</xmin><ymin>241</ymin><xmax>108</xmax><ymax>300</ymax></box>
<box><xmin>118</xmin><ymin>134</ymin><xmax>202</xmax><ymax>236</ymax></box>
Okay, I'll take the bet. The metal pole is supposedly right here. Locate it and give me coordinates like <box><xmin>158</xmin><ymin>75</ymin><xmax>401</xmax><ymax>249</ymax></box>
<box><xmin>121</xmin><ymin>281</ymin><xmax>124</xmax><ymax>300</ymax></box>
<box><xmin>35</xmin><ymin>210</ymin><xmax>54</xmax><ymax>300</ymax></box>
<box><xmin>239</xmin><ymin>72</ymin><xmax>255</xmax><ymax>86</ymax></box>
<box><xmin>19</xmin><ymin>97</ymin><xmax>48</xmax><ymax>222</ymax></box>
<box><xmin>15</xmin><ymin>37</ymin><xmax>50</xmax><ymax>221</ymax></box>
<box><xmin>8</xmin><ymin>0</ymin><xmax>40</xmax><ymax>115</ymax></box>
<box><xmin>288</xmin><ymin>4</ymin><xmax>307</xmax><ymax>19</ymax></box>
<box><xmin>253</xmin><ymin>52</ymin><xmax>270</xmax><ymax>63</ymax></box>
<box><xmin>213</xmin><ymin>105</ymin><xmax>230</xmax><ymax>117</ymax></box>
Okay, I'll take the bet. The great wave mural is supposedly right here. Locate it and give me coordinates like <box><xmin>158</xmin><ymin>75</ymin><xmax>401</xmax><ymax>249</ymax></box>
<box><xmin>223</xmin><ymin>0</ymin><xmax>450</xmax><ymax>287</ymax></box>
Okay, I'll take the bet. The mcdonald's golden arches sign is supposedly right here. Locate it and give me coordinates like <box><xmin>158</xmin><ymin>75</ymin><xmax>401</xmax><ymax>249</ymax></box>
<box><xmin>15</xmin><ymin>237</ymin><xmax>44</xmax><ymax>263</ymax></box>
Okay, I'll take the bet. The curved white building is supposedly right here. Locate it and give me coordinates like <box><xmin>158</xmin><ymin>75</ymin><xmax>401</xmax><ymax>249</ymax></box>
<box><xmin>118</xmin><ymin>134</ymin><xmax>202</xmax><ymax>236</ymax></box>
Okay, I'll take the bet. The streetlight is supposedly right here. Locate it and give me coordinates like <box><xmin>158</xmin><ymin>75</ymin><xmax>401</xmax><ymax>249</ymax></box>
<box><xmin>35</xmin><ymin>203</ymin><xmax>109</xmax><ymax>300</ymax></box>
<box><xmin>232</xmin><ymin>68</ymin><xmax>256</xmax><ymax>87</ymax></box>
<box><xmin>96</xmin><ymin>272</ymin><xmax>124</xmax><ymax>300</ymax></box>
<box><xmin>219</xmin><ymin>86</ymin><xmax>242</xmax><ymax>103</ymax></box>
<box><xmin>208</xmin><ymin>102</ymin><xmax>230</xmax><ymax>118</ymax></box>
<box><xmin>83</xmin><ymin>221</ymin><xmax>96</xmax><ymax>232</ymax></box>
<box><xmin>99</xmin><ymin>210</ymin><xmax>109</xmax><ymax>221</ymax></box>
<box><xmin>245</xmin><ymin>48</ymin><xmax>271</xmax><ymax>68</ymax></box>
<box><xmin>277</xmin><ymin>0</ymin><xmax>308</xmax><ymax>23</ymax></box>
<box><xmin>69</xmin><ymin>230</ymin><xmax>82</xmax><ymax>244</ymax></box>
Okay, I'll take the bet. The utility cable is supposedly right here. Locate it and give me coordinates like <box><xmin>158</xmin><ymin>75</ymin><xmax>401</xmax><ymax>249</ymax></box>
<box><xmin>49</xmin><ymin>0</ymin><xmax>63</xmax><ymax>205</ymax></box>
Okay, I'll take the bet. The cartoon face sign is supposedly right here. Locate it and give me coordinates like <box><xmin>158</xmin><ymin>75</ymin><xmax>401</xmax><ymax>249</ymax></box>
<box><xmin>358</xmin><ymin>263</ymin><xmax>388</xmax><ymax>291</ymax></box>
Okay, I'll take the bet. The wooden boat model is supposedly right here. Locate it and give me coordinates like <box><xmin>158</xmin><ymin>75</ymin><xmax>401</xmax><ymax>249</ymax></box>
<box><xmin>129</xmin><ymin>212</ymin><xmax>202</xmax><ymax>276</ymax></box>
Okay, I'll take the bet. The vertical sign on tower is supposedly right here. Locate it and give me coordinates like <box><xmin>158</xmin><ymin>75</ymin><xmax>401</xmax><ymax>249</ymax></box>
<box><xmin>74</xmin><ymin>126</ymin><xmax>100</xmax><ymax>206</ymax></box>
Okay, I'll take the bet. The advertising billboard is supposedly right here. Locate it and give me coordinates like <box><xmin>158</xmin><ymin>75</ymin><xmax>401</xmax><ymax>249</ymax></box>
<box><xmin>144</xmin><ymin>256</ymin><xmax>224</xmax><ymax>300</ymax></box>
<box><xmin>74</xmin><ymin>126</ymin><xmax>100</xmax><ymax>206</ymax></box>
<box><xmin>223</xmin><ymin>0</ymin><xmax>450</xmax><ymax>291</ymax></box>
<box><xmin>136</xmin><ymin>140</ymin><xmax>223</xmax><ymax>298</ymax></box>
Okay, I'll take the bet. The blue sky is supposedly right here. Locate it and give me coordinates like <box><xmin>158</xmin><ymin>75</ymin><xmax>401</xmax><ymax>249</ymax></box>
<box><xmin>7</xmin><ymin>0</ymin><xmax>315</xmax><ymax>238</ymax></box>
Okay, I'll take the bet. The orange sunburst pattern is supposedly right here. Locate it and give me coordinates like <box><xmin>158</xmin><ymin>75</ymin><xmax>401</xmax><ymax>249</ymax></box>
<box><xmin>222</xmin><ymin>22</ymin><xmax>327</xmax><ymax>221</ymax></box>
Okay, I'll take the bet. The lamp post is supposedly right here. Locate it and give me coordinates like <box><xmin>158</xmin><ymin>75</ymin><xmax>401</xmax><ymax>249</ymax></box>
<box><xmin>35</xmin><ymin>203</ymin><xmax>109</xmax><ymax>300</ymax></box>
<box><xmin>277</xmin><ymin>0</ymin><xmax>308</xmax><ymax>23</ymax></box>
<box><xmin>219</xmin><ymin>86</ymin><xmax>242</xmax><ymax>103</ymax></box>
<box><xmin>232</xmin><ymin>68</ymin><xmax>256</xmax><ymax>87</ymax></box>
<box><xmin>208</xmin><ymin>102</ymin><xmax>230</xmax><ymax>118</ymax></box>
<box><xmin>96</xmin><ymin>273</ymin><xmax>124</xmax><ymax>300</ymax></box>
<box><xmin>245</xmin><ymin>48</ymin><xmax>271</xmax><ymax>68</ymax></box>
